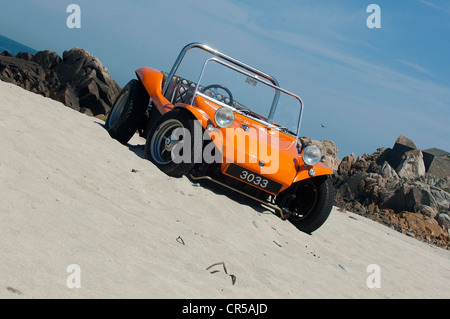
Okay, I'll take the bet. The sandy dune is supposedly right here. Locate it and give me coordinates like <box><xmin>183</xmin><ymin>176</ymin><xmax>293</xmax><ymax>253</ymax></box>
<box><xmin>0</xmin><ymin>80</ymin><xmax>449</xmax><ymax>299</ymax></box>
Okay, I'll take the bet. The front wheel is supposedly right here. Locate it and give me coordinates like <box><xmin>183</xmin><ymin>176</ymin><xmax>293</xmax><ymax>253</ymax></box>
<box><xmin>144</xmin><ymin>109</ymin><xmax>199</xmax><ymax>177</ymax></box>
<box><xmin>287</xmin><ymin>176</ymin><xmax>334</xmax><ymax>233</ymax></box>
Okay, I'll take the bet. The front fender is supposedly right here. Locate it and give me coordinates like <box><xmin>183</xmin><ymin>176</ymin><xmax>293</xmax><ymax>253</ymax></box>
<box><xmin>177</xmin><ymin>104</ymin><xmax>212</xmax><ymax>129</ymax></box>
<box><xmin>173</xmin><ymin>104</ymin><xmax>226</xmax><ymax>152</ymax></box>
<box><xmin>293</xmin><ymin>162</ymin><xmax>333</xmax><ymax>183</ymax></box>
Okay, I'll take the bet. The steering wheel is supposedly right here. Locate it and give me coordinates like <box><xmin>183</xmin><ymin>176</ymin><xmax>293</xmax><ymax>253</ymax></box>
<box><xmin>201</xmin><ymin>84</ymin><xmax>234</xmax><ymax>106</ymax></box>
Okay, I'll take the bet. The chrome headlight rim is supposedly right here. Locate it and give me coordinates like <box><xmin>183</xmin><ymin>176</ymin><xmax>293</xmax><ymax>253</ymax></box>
<box><xmin>214</xmin><ymin>107</ymin><xmax>235</xmax><ymax>128</ymax></box>
<box><xmin>302</xmin><ymin>144</ymin><xmax>322</xmax><ymax>166</ymax></box>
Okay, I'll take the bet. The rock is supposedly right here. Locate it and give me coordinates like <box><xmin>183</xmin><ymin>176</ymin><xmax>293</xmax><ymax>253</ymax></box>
<box><xmin>379</xmin><ymin>161</ymin><xmax>399</xmax><ymax>180</ymax></box>
<box><xmin>55</xmin><ymin>83</ymin><xmax>80</xmax><ymax>111</ymax></box>
<box><xmin>0</xmin><ymin>48</ymin><xmax>121</xmax><ymax>117</ymax></box>
<box><xmin>429</xmin><ymin>186</ymin><xmax>450</xmax><ymax>213</ymax></box>
<box><xmin>32</xmin><ymin>50</ymin><xmax>62</xmax><ymax>69</ymax></box>
<box><xmin>380</xmin><ymin>183</ymin><xmax>439</xmax><ymax>216</ymax></box>
<box><xmin>386</xmin><ymin>135</ymin><xmax>436</xmax><ymax>174</ymax></box>
<box><xmin>421</xmin><ymin>150</ymin><xmax>436</xmax><ymax>172</ymax></box>
<box><xmin>337</xmin><ymin>153</ymin><xmax>356</xmax><ymax>176</ymax></box>
<box><xmin>415</xmin><ymin>205</ymin><xmax>438</xmax><ymax>219</ymax></box>
<box><xmin>350</xmin><ymin>157</ymin><xmax>370</xmax><ymax>175</ymax></box>
<box><xmin>437</xmin><ymin>213</ymin><xmax>450</xmax><ymax>234</ymax></box>
<box><xmin>396</xmin><ymin>149</ymin><xmax>426</xmax><ymax>179</ymax></box>
<box><xmin>16</xmin><ymin>52</ymin><xmax>33</xmax><ymax>61</ymax></box>
<box><xmin>55</xmin><ymin>48</ymin><xmax>121</xmax><ymax>115</ymax></box>
<box><xmin>1</xmin><ymin>51</ymin><xmax>13</xmax><ymax>57</ymax></box>
<box><xmin>396</xmin><ymin>135</ymin><xmax>417</xmax><ymax>149</ymax></box>
<box><xmin>337</xmin><ymin>172</ymin><xmax>368</xmax><ymax>202</ymax></box>
<box><xmin>405</xmin><ymin>184</ymin><xmax>438</xmax><ymax>212</ymax></box>
<box><xmin>380</xmin><ymin>184</ymin><xmax>409</xmax><ymax>213</ymax></box>
<box><xmin>399</xmin><ymin>212</ymin><xmax>446</xmax><ymax>238</ymax></box>
<box><xmin>387</xmin><ymin>135</ymin><xmax>417</xmax><ymax>171</ymax></box>
<box><xmin>436</xmin><ymin>176</ymin><xmax>449</xmax><ymax>189</ymax></box>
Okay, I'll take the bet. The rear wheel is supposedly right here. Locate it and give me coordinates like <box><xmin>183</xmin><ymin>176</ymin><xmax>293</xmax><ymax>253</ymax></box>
<box><xmin>106</xmin><ymin>79</ymin><xmax>149</xmax><ymax>144</ymax></box>
<box><xmin>287</xmin><ymin>176</ymin><xmax>334</xmax><ymax>233</ymax></box>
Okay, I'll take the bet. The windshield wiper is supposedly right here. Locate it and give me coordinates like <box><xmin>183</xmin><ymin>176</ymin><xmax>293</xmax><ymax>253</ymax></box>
<box><xmin>272</xmin><ymin>125</ymin><xmax>296</xmax><ymax>136</ymax></box>
<box><xmin>233</xmin><ymin>106</ymin><xmax>296</xmax><ymax>135</ymax></box>
<box><xmin>237</xmin><ymin>109</ymin><xmax>266</xmax><ymax>121</ymax></box>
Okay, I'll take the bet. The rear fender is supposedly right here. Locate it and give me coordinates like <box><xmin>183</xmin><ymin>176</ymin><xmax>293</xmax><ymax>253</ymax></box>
<box><xmin>135</xmin><ymin>67</ymin><xmax>174</xmax><ymax>114</ymax></box>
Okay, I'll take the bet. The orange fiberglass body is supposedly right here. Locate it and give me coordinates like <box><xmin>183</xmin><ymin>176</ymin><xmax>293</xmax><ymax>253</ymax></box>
<box><xmin>135</xmin><ymin>67</ymin><xmax>333</xmax><ymax>195</ymax></box>
<box><xmin>107</xmin><ymin>43</ymin><xmax>335</xmax><ymax>233</ymax></box>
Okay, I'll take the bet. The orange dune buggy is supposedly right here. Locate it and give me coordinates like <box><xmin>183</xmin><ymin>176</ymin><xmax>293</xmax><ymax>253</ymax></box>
<box><xmin>106</xmin><ymin>43</ymin><xmax>334</xmax><ymax>233</ymax></box>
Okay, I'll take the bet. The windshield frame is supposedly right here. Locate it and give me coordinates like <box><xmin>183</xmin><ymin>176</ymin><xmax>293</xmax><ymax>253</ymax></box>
<box><xmin>192</xmin><ymin>57</ymin><xmax>304</xmax><ymax>138</ymax></box>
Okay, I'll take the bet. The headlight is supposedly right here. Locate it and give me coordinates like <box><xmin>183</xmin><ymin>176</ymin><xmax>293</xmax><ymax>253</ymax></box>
<box><xmin>302</xmin><ymin>145</ymin><xmax>322</xmax><ymax>166</ymax></box>
<box><xmin>214</xmin><ymin>107</ymin><xmax>235</xmax><ymax>128</ymax></box>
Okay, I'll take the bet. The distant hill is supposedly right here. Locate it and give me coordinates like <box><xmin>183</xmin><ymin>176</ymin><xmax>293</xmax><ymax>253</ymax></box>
<box><xmin>426</xmin><ymin>148</ymin><xmax>450</xmax><ymax>180</ymax></box>
<box><xmin>425</xmin><ymin>148</ymin><xmax>450</xmax><ymax>157</ymax></box>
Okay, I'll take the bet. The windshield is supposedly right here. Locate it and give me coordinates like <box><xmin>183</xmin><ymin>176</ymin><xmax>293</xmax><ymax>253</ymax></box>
<box><xmin>193</xmin><ymin>58</ymin><xmax>302</xmax><ymax>136</ymax></box>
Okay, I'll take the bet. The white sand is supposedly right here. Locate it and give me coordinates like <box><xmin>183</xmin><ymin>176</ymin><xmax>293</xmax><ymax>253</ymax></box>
<box><xmin>0</xmin><ymin>80</ymin><xmax>449</xmax><ymax>299</ymax></box>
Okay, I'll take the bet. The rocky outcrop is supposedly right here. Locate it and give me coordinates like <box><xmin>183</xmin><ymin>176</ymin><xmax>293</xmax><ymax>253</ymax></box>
<box><xmin>0</xmin><ymin>49</ymin><xmax>121</xmax><ymax>119</ymax></box>
<box><xmin>333</xmin><ymin>136</ymin><xmax>450</xmax><ymax>249</ymax></box>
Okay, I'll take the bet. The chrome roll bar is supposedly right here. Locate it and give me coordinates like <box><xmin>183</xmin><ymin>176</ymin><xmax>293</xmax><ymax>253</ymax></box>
<box><xmin>163</xmin><ymin>43</ymin><xmax>281</xmax><ymax>120</ymax></box>
<box><xmin>163</xmin><ymin>42</ymin><xmax>304</xmax><ymax>137</ymax></box>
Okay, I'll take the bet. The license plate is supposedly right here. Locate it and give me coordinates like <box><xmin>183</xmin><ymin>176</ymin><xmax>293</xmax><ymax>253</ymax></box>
<box><xmin>225</xmin><ymin>164</ymin><xmax>282</xmax><ymax>194</ymax></box>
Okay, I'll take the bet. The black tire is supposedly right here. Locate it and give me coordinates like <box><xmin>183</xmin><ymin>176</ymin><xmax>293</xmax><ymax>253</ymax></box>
<box><xmin>288</xmin><ymin>176</ymin><xmax>334</xmax><ymax>233</ymax></box>
<box><xmin>106</xmin><ymin>79</ymin><xmax>149</xmax><ymax>144</ymax></box>
<box><xmin>144</xmin><ymin>108</ymin><xmax>200</xmax><ymax>177</ymax></box>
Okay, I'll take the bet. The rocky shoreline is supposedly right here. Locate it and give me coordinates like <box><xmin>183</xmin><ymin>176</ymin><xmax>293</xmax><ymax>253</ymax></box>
<box><xmin>0</xmin><ymin>49</ymin><xmax>121</xmax><ymax>119</ymax></box>
<box><xmin>332</xmin><ymin>136</ymin><xmax>449</xmax><ymax>249</ymax></box>
<box><xmin>1</xmin><ymin>49</ymin><xmax>449</xmax><ymax>249</ymax></box>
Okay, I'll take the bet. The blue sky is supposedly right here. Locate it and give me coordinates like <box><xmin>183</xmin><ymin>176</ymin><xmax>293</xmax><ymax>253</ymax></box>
<box><xmin>1</xmin><ymin>0</ymin><xmax>449</xmax><ymax>159</ymax></box>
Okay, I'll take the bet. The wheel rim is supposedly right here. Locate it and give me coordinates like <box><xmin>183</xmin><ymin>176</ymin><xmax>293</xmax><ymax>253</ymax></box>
<box><xmin>107</xmin><ymin>90</ymin><xmax>129</xmax><ymax>128</ymax></box>
<box><xmin>150</xmin><ymin>119</ymin><xmax>184</xmax><ymax>165</ymax></box>
<box><xmin>292</xmin><ymin>180</ymin><xmax>318</xmax><ymax>219</ymax></box>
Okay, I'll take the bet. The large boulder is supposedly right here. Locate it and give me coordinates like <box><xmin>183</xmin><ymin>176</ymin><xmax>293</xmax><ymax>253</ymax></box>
<box><xmin>387</xmin><ymin>135</ymin><xmax>417</xmax><ymax>170</ymax></box>
<box><xmin>379</xmin><ymin>161</ymin><xmax>399</xmax><ymax>180</ymax></box>
<box><xmin>0</xmin><ymin>48</ymin><xmax>121</xmax><ymax>118</ymax></box>
<box><xmin>396</xmin><ymin>149</ymin><xmax>426</xmax><ymax>179</ymax></box>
